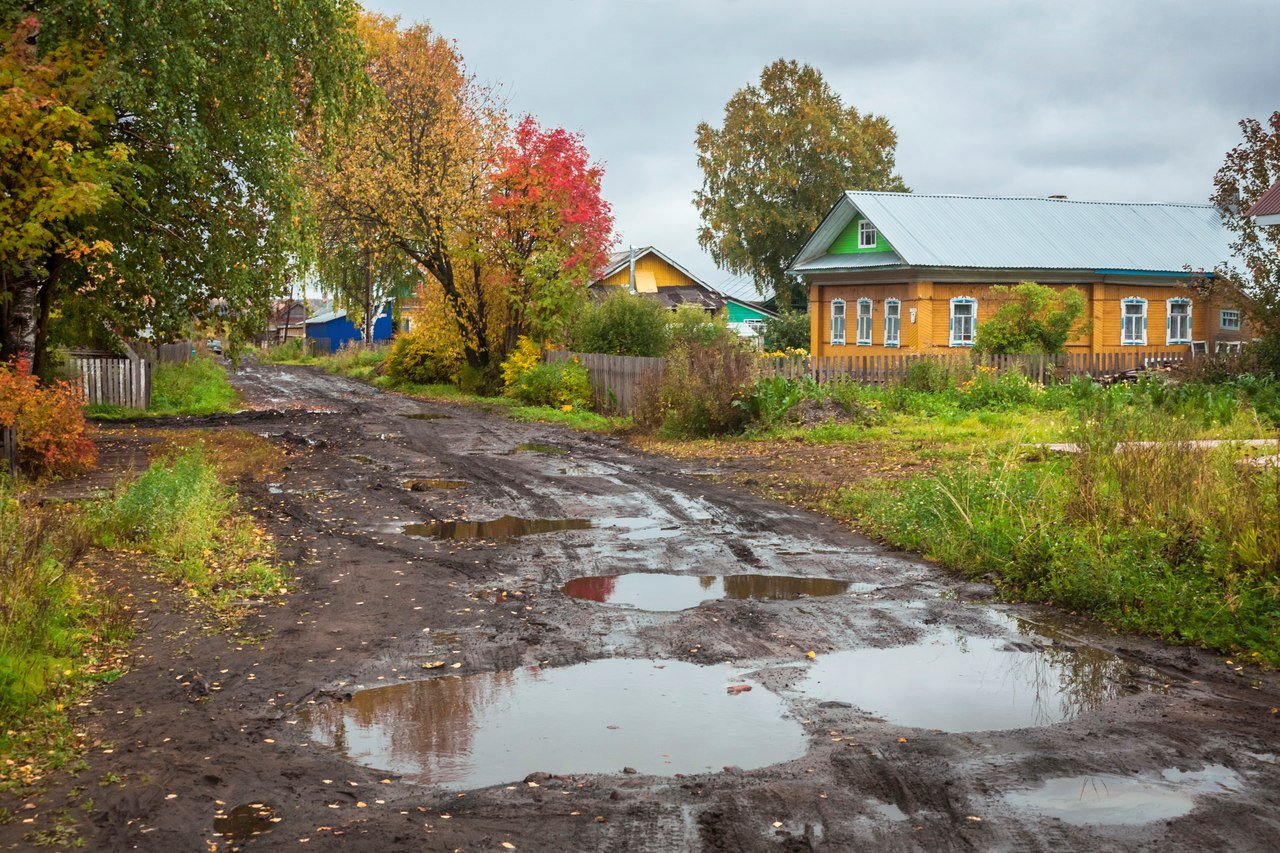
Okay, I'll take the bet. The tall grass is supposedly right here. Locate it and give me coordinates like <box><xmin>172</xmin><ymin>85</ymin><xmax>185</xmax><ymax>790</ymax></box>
<box><xmin>848</xmin><ymin>406</ymin><xmax>1280</xmax><ymax>665</ymax></box>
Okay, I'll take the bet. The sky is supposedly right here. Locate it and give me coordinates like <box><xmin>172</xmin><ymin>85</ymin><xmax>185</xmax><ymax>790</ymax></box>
<box><xmin>368</xmin><ymin>0</ymin><xmax>1280</xmax><ymax>290</ymax></box>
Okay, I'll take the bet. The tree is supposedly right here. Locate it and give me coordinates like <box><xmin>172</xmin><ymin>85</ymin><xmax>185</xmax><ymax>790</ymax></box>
<box><xmin>973</xmin><ymin>283</ymin><xmax>1088</xmax><ymax>355</ymax></box>
<box><xmin>694</xmin><ymin>59</ymin><xmax>907</xmax><ymax>308</ymax></box>
<box><xmin>762</xmin><ymin>310</ymin><xmax>811</xmax><ymax>352</ymax></box>
<box><xmin>1209</xmin><ymin>111</ymin><xmax>1280</xmax><ymax>366</ymax></box>
<box><xmin>0</xmin><ymin>1</ymin><xmax>363</xmax><ymax>373</ymax></box>
<box><xmin>487</xmin><ymin>115</ymin><xmax>614</xmax><ymax>353</ymax></box>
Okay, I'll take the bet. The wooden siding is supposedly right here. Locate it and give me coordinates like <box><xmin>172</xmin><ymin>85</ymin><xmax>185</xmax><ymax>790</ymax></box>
<box><xmin>808</xmin><ymin>279</ymin><xmax>1248</xmax><ymax>356</ymax></box>
<box><xmin>597</xmin><ymin>253</ymin><xmax>699</xmax><ymax>291</ymax></box>
<box><xmin>828</xmin><ymin>216</ymin><xmax>894</xmax><ymax>254</ymax></box>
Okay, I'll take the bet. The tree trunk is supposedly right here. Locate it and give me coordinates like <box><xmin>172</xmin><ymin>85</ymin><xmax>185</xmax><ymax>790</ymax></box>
<box><xmin>363</xmin><ymin>244</ymin><xmax>374</xmax><ymax>345</ymax></box>
<box><xmin>1</xmin><ymin>267</ymin><xmax>44</xmax><ymax>366</ymax></box>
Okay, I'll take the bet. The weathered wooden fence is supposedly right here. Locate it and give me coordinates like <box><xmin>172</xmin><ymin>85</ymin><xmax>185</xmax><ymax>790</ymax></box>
<box><xmin>134</xmin><ymin>341</ymin><xmax>193</xmax><ymax>364</ymax></box>
<box><xmin>548</xmin><ymin>349</ymin><xmax>1201</xmax><ymax>414</ymax></box>
<box><xmin>545</xmin><ymin>350</ymin><xmax>666</xmax><ymax>415</ymax></box>
<box><xmin>65</xmin><ymin>353</ymin><xmax>151</xmax><ymax>409</ymax></box>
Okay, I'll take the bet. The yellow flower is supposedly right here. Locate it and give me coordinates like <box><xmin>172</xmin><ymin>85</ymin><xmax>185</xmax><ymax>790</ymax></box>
<box><xmin>561</xmin><ymin>404</ymin><xmax>573</xmax><ymax>412</ymax></box>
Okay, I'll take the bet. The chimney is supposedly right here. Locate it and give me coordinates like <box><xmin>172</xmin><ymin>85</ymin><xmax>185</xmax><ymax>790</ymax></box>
<box><xmin>628</xmin><ymin>245</ymin><xmax>637</xmax><ymax>294</ymax></box>
<box><xmin>1048</xmin><ymin>194</ymin><xmax>1068</xmax><ymax>200</ymax></box>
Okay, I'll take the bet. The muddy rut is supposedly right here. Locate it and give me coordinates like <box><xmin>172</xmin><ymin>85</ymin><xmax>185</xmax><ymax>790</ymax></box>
<box><xmin>4</xmin><ymin>363</ymin><xmax>1279</xmax><ymax>852</ymax></box>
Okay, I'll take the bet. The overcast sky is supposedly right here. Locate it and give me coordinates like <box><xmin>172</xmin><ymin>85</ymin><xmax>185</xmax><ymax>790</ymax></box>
<box><xmin>368</xmin><ymin>0</ymin><xmax>1279</xmax><ymax>288</ymax></box>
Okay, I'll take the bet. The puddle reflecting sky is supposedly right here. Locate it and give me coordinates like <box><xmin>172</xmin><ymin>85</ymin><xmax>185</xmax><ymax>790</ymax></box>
<box><xmin>404</xmin><ymin>516</ymin><xmax>591</xmax><ymax>542</ymax></box>
<box><xmin>562</xmin><ymin>573</ymin><xmax>857</xmax><ymax>611</ymax></box>
<box><xmin>300</xmin><ymin>659</ymin><xmax>806</xmax><ymax>789</ymax></box>
<box><xmin>1002</xmin><ymin>765</ymin><xmax>1241</xmax><ymax>825</ymax></box>
<box><xmin>796</xmin><ymin>618</ymin><xmax>1162</xmax><ymax>731</ymax></box>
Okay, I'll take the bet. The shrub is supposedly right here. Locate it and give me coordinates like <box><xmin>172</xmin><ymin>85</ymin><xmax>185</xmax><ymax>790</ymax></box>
<box><xmin>501</xmin><ymin>336</ymin><xmax>544</xmax><ymax>390</ymax></box>
<box><xmin>509</xmin><ymin>360</ymin><xmax>592</xmax><ymax>409</ymax></box>
<box><xmin>958</xmin><ymin>368</ymin><xmax>1037</xmax><ymax>410</ymax></box>
<box><xmin>973</xmin><ymin>282</ymin><xmax>1089</xmax><ymax>355</ymax></box>
<box><xmin>763</xmin><ymin>309</ymin><xmax>811</xmax><ymax>352</ymax></box>
<box><xmin>0</xmin><ymin>360</ymin><xmax>96</xmax><ymax>476</ymax></box>
<box><xmin>571</xmin><ymin>291</ymin><xmax>669</xmax><ymax>356</ymax></box>
<box><xmin>667</xmin><ymin>305</ymin><xmax>733</xmax><ymax>351</ymax></box>
<box><xmin>635</xmin><ymin>337</ymin><xmax>753</xmax><ymax>437</ymax></box>
<box><xmin>734</xmin><ymin>376</ymin><xmax>811</xmax><ymax>431</ymax></box>
<box><xmin>386</xmin><ymin>328</ymin><xmax>463</xmax><ymax>385</ymax></box>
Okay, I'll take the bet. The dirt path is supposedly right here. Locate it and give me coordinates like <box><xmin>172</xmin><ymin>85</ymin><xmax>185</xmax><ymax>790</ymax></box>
<box><xmin>5</xmin><ymin>364</ymin><xmax>1279</xmax><ymax>852</ymax></box>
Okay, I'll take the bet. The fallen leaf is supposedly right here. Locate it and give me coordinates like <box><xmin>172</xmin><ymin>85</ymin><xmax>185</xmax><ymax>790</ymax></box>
<box><xmin>772</xmin><ymin>821</ymin><xmax>783</xmax><ymax>828</ymax></box>
<box><xmin>450</xmin><ymin>663</ymin><xmax>462</xmax><ymax>669</ymax></box>
<box><xmin>898</xmin><ymin>737</ymin><xmax>908</xmax><ymax>744</ymax></box>
<box><xmin>966</xmin><ymin>815</ymin><xmax>982</xmax><ymax>822</ymax></box>
<box><xmin>806</xmin><ymin>651</ymin><xmax>817</xmax><ymax>660</ymax></box>
<box><xmin>422</xmin><ymin>661</ymin><xmax>446</xmax><ymax>669</ymax></box>
<box><xmin>726</xmin><ymin>685</ymin><xmax>752</xmax><ymax>695</ymax></box>
<box><xmin>501</xmin><ymin>844</ymin><xmax>516</xmax><ymax>850</ymax></box>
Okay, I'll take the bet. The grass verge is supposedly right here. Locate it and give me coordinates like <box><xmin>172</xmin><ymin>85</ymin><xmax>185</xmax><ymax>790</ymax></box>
<box><xmin>87</xmin><ymin>356</ymin><xmax>240</xmax><ymax>419</ymax></box>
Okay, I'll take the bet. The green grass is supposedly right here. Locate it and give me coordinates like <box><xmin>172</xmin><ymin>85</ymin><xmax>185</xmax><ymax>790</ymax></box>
<box><xmin>87</xmin><ymin>356</ymin><xmax>239</xmax><ymax>419</ymax></box>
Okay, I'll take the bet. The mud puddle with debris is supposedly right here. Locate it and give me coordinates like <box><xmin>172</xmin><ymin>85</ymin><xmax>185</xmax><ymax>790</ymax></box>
<box><xmin>562</xmin><ymin>573</ymin><xmax>858</xmax><ymax>610</ymax></box>
<box><xmin>8</xmin><ymin>363</ymin><xmax>1277</xmax><ymax>853</ymax></box>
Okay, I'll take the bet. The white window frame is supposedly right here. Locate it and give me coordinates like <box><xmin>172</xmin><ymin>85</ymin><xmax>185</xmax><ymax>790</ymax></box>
<box><xmin>1220</xmin><ymin>309</ymin><xmax>1241</xmax><ymax>331</ymax></box>
<box><xmin>884</xmin><ymin>299</ymin><xmax>901</xmax><ymax>347</ymax></box>
<box><xmin>856</xmin><ymin>298</ymin><xmax>873</xmax><ymax>345</ymax></box>
<box><xmin>858</xmin><ymin>220</ymin><xmax>877</xmax><ymax>249</ymax></box>
<box><xmin>1166</xmin><ymin>298</ymin><xmax>1192</xmax><ymax>345</ymax></box>
<box><xmin>949</xmin><ymin>297</ymin><xmax>977</xmax><ymax>347</ymax></box>
<box><xmin>1121</xmin><ymin>297</ymin><xmax>1148</xmax><ymax>346</ymax></box>
<box><xmin>830</xmin><ymin>299</ymin><xmax>846</xmax><ymax>345</ymax></box>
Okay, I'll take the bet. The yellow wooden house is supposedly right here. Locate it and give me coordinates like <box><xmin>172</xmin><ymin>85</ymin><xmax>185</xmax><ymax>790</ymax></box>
<box><xmin>788</xmin><ymin>192</ymin><xmax>1248</xmax><ymax>357</ymax></box>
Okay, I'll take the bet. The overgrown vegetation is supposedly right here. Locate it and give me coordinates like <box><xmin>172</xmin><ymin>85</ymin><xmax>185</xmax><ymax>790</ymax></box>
<box><xmin>570</xmin><ymin>291</ymin><xmax>670</xmax><ymax>357</ymax></box>
<box><xmin>0</xmin><ymin>360</ymin><xmax>96</xmax><ymax>476</ymax></box>
<box><xmin>86</xmin><ymin>355</ymin><xmax>240</xmax><ymax>419</ymax></box>
<box><xmin>973</xmin><ymin>282</ymin><xmax>1089</xmax><ymax>355</ymax></box>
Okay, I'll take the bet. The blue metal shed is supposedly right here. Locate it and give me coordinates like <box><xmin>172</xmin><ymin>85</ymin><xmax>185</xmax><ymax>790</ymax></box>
<box><xmin>304</xmin><ymin>302</ymin><xmax>394</xmax><ymax>354</ymax></box>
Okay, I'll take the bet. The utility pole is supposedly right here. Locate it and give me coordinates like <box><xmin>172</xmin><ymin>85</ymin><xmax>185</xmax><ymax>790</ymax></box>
<box><xmin>628</xmin><ymin>245</ymin><xmax>637</xmax><ymax>294</ymax></box>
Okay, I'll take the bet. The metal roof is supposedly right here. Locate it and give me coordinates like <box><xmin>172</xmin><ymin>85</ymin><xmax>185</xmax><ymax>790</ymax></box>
<box><xmin>1245</xmin><ymin>179</ymin><xmax>1280</xmax><ymax>224</ymax></box>
<box><xmin>789</xmin><ymin>192</ymin><xmax>1233</xmax><ymax>276</ymax></box>
<box><xmin>593</xmin><ymin>246</ymin><xmax>711</xmax><ymax>289</ymax></box>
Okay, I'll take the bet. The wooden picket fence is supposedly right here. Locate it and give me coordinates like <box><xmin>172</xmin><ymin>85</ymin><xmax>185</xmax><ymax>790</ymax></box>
<box><xmin>545</xmin><ymin>350</ymin><xmax>666</xmax><ymax>415</ymax></box>
<box><xmin>66</xmin><ymin>353</ymin><xmax>151</xmax><ymax>409</ymax></box>
<box><xmin>548</xmin><ymin>348</ymin><xmax>1200</xmax><ymax>415</ymax></box>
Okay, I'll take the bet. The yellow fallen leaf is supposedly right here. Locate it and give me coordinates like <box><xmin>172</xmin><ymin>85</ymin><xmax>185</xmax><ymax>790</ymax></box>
<box><xmin>806</xmin><ymin>651</ymin><xmax>816</xmax><ymax>660</ymax></box>
<box><xmin>451</xmin><ymin>663</ymin><xmax>462</xmax><ymax>669</ymax></box>
<box><xmin>356</xmin><ymin>801</ymin><xmax>367</xmax><ymax>808</ymax></box>
<box><xmin>502</xmin><ymin>844</ymin><xmax>516</xmax><ymax>850</ymax></box>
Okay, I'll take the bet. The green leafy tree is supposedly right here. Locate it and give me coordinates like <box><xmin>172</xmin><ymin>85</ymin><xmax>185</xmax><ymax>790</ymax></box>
<box><xmin>694</xmin><ymin>59</ymin><xmax>907</xmax><ymax>308</ymax></box>
<box><xmin>1209</xmin><ymin>111</ymin><xmax>1280</xmax><ymax>369</ymax></box>
<box><xmin>974</xmin><ymin>283</ymin><xmax>1089</xmax><ymax>355</ymax></box>
<box><xmin>0</xmin><ymin>1</ymin><xmax>363</xmax><ymax>372</ymax></box>
<box><xmin>571</xmin><ymin>291</ymin><xmax>669</xmax><ymax>357</ymax></box>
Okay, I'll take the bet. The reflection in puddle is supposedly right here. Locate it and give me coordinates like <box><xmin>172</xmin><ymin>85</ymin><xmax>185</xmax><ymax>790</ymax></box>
<box><xmin>516</xmin><ymin>442</ymin><xmax>567</xmax><ymax>455</ymax></box>
<box><xmin>562</xmin><ymin>573</ymin><xmax>855</xmax><ymax>611</ymax></box>
<box><xmin>1003</xmin><ymin>765</ymin><xmax>1241</xmax><ymax>825</ymax></box>
<box><xmin>213</xmin><ymin>802</ymin><xmax>277</xmax><ymax>841</ymax></box>
<box><xmin>300</xmin><ymin>659</ymin><xmax>806</xmax><ymax>789</ymax></box>
<box><xmin>404</xmin><ymin>516</ymin><xmax>591</xmax><ymax>541</ymax></box>
<box><xmin>796</xmin><ymin>618</ymin><xmax>1163</xmax><ymax>731</ymax></box>
<box><xmin>404</xmin><ymin>479</ymin><xmax>466</xmax><ymax>491</ymax></box>
<box><xmin>602</xmin><ymin>517</ymin><xmax>682</xmax><ymax>540</ymax></box>
<box><xmin>403</xmin><ymin>413</ymin><xmax>449</xmax><ymax>421</ymax></box>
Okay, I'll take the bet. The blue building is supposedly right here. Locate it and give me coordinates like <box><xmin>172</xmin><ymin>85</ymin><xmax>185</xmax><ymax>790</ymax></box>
<box><xmin>304</xmin><ymin>302</ymin><xmax>394</xmax><ymax>354</ymax></box>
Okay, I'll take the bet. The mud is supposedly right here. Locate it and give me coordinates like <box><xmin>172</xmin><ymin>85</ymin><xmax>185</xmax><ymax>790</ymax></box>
<box><xmin>403</xmin><ymin>515</ymin><xmax>592</xmax><ymax>541</ymax></box>
<box><xmin>5</xmin><ymin>362</ymin><xmax>1278</xmax><ymax>852</ymax></box>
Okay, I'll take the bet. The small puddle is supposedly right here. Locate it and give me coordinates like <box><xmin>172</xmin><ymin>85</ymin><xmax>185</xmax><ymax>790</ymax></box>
<box><xmin>1002</xmin><ymin>765</ymin><xmax>1241</xmax><ymax>825</ymax></box>
<box><xmin>404</xmin><ymin>479</ymin><xmax>466</xmax><ymax>491</ymax></box>
<box><xmin>562</xmin><ymin>573</ymin><xmax>856</xmax><ymax>611</ymax></box>
<box><xmin>795</xmin><ymin>618</ymin><xmax>1163</xmax><ymax>731</ymax></box>
<box><xmin>213</xmin><ymin>802</ymin><xmax>277</xmax><ymax>841</ymax></box>
<box><xmin>404</xmin><ymin>413</ymin><xmax>449</xmax><ymax>421</ymax></box>
<box><xmin>516</xmin><ymin>442</ymin><xmax>567</xmax><ymax>455</ymax></box>
<box><xmin>299</xmin><ymin>659</ymin><xmax>805</xmax><ymax>789</ymax></box>
<box><xmin>404</xmin><ymin>516</ymin><xmax>591</xmax><ymax>542</ymax></box>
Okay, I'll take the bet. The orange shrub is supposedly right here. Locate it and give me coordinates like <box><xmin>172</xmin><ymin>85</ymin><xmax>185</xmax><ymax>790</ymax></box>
<box><xmin>0</xmin><ymin>360</ymin><xmax>96</xmax><ymax>476</ymax></box>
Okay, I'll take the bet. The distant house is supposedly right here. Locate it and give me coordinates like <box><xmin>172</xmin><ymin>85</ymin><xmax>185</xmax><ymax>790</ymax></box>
<box><xmin>715</xmin><ymin>273</ymin><xmax>781</xmax><ymax>339</ymax></box>
<box><xmin>304</xmin><ymin>302</ymin><xmax>394</xmax><ymax>354</ymax></box>
<box><xmin>788</xmin><ymin>191</ymin><xmax>1247</xmax><ymax>356</ymax></box>
<box><xmin>1246</xmin><ymin>179</ymin><xmax>1280</xmax><ymax>226</ymax></box>
<box><xmin>267</xmin><ymin>299</ymin><xmax>307</xmax><ymax>344</ymax></box>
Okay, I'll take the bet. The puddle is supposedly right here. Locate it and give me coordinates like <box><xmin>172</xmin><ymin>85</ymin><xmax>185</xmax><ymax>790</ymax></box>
<box><xmin>562</xmin><ymin>573</ymin><xmax>855</xmax><ymax>611</ymax></box>
<box><xmin>299</xmin><ymin>659</ymin><xmax>805</xmax><ymax>789</ymax></box>
<box><xmin>1002</xmin><ymin>765</ymin><xmax>1241</xmax><ymax>825</ymax></box>
<box><xmin>602</xmin><ymin>517</ymin><xmax>683</xmax><ymax>541</ymax></box>
<box><xmin>404</xmin><ymin>413</ymin><xmax>449</xmax><ymax>421</ymax></box>
<box><xmin>869</xmin><ymin>801</ymin><xmax>908</xmax><ymax>822</ymax></box>
<box><xmin>404</xmin><ymin>479</ymin><xmax>466</xmax><ymax>491</ymax></box>
<box><xmin>516</xmin><ymin>442</ymin><xmax>567</xmax><ymax>455</ymax></box>
<box><xmin>795</xmin><ymin>618</ymin><xmax>1163</xmax><ymax>731</ymax></box>
<box><xmin>403</xmin><ymin>516</ymin><xmax>591</xmax><ymax>542</ymax></box>
<box><xmin>213</xmin><ymin>802</ymin><xmax>277</xmax><ymax>841</ymax></box>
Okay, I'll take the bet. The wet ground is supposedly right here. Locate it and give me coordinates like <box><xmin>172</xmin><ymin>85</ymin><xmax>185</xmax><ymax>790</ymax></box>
<box><xmin>5</xmin><ymin>363</ymin><xmax>1280</xmax><ymax>852</ymax></box>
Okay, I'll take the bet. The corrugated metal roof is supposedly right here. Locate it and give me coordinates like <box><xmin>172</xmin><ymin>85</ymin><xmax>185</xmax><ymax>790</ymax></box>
<box><xmin>1245</xmin><ymin>179</ymin><xmax>1280</xmax><ymax>219</ymax></box>
<box><xmin>305</xmin><ymin>308</ymin><xmax>347</xmax><ymax>325</ymax></box>
<box><xmin>790</xmin><ymin>192</ymin><xmax>1232</xmax><ymax>275</ymax></box>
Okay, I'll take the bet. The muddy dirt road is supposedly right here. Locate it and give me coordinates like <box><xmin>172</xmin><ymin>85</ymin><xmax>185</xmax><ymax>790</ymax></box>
<box><xmin>6</xmin><ymin>364</ymin><xmax>1279</xmax><ymax>852</ymax></box>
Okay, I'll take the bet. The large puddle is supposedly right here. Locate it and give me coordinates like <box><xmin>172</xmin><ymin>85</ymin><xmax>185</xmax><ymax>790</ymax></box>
<box><xmin>404</xmin><ymin>516</ymin><xmax>591</xmax><ymax>542</ymax></box>
<box><xmin>562</xmin><ymin>573</ymin><xmax>856</xmax><ymax>611</ymax></box>
<box><xmin>299</xmin><ymin>659</ymin><xmax>805</xmax><ymax>789</ymax></box>
<box><xmin>796</xmin><ymin>618</ymin><xmax>1163</xmax><ymax>731</ymax></box>
<box><xmin>1002</xmin><ymin>765</ymin><xmax>1241</xmax><ymax>825</ymax></box>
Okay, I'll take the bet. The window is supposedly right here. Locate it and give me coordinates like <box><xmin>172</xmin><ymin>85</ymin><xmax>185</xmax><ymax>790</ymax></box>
<box><xmin>1220</xmin><ymin>310</ymin><xmax>1241</xmax><ymax>331</ymax></box>
<box><xmin>856</xmin><ymin>299</ymin><xmax>873</xmax><ymax>345</ymax></box>
<box><xmin>1166</xmin><ymin>299</ymin><xmax>1192</xmax><ymax>345</ymax></box>
<box><xmin>830</xmin><ymin>299</ymin><xmax>846</xmax><ymax>345</ymax></box>
<box><xmin>884</xmin><ymin>299</ymin><xmax>901</xmax><ymax>347</ymax></box>
<box><xmin>858</xmin><ymin>220</ymin><xmax>877</xmax><ymax>249</ymax></box>
<box><xmin>744</xmin><ymin>318</ymin><xmax>766</xmax><ymax>334</ymax></box>
<box><xmin>949</xmin><ymin>297</ymin><xmax>976</xmax><ymax>347</ymax></box>
<box><xmin>1121</xmin><ymin>298</ymin><xmax>1147</xmax><ymax>346</ymax></box>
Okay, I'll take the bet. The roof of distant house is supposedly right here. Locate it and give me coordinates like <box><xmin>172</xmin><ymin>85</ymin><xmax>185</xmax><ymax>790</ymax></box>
<box><xmin>593</xmin><ymin>246</ymin><xmax>708</xmax><ymax>288</ymax></box>
<box><xmin>1245</xmin><ymin>179</ymin><xmax>1280</xmax><ymax>221</ymax></box>
<box><xmin>789</xmin><ymin>191</ymin><xmax>1233</xmax><ymax>277</ymax></box>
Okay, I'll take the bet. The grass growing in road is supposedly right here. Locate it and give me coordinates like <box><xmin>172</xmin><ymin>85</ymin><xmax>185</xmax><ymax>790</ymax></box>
<box><xmin>98</xmin><ymin>448</ymin><xmax>286</xmax><ymax>613</ymax></box>
<box><xmin>87</xmin><ymin>356</ymin><xmax>240</xmax><ymax>419</ymax></box>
